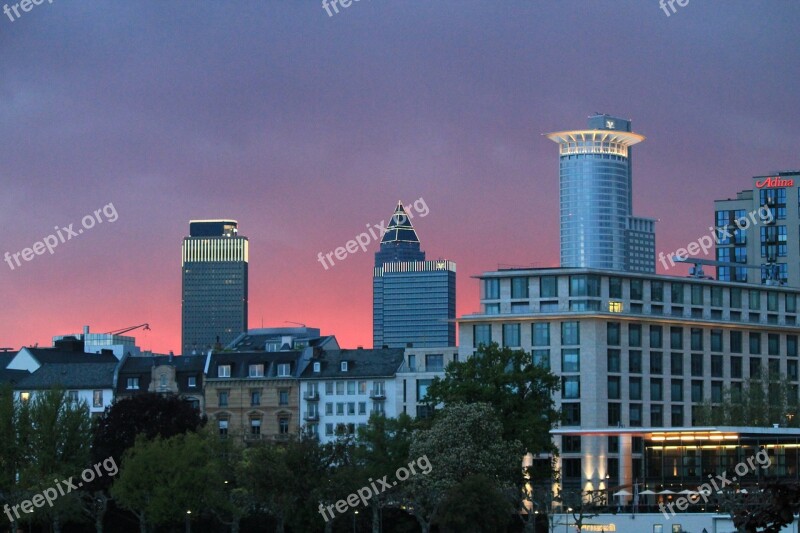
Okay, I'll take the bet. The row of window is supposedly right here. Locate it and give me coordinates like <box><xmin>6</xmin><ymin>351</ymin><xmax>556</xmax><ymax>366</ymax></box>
<box><xmin>20</xmin><ymin>390</ymin><xmax>105</xmax><ymax>408</ymax></box>
<box><xmin>607</xmin><ymin>350</ymin><xmax>799</xmax><ymax>379</ymax></box>
<box><xmin>126</xmin><ymin>376</ymin><xmax>199</xmax><ymax>390</ymax></box>
<box><xmin>218</xmin><ymin>416</ymin><xmax>290</xmax><ymax>436</ymax></box>
<box><xmin>307</xmin><ymin>381</ymin><xmax>387</xmax><ymax>396</ymax></box>
<box><xmin>218</xmin><ymin>389</ymin><xmax>290</xmax><ymax>407</ymax></box>
<box><xmin>317</xmin><ymin>402</ymin><xmax>386</xmax><ymax>416</ymax></box>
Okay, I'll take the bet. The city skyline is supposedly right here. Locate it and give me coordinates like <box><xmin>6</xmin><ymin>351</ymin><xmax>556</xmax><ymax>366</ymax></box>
<box><xmin>2</xmin><ymin>2</ymin><xmax>799</xmax><ymax>354</ymax></box>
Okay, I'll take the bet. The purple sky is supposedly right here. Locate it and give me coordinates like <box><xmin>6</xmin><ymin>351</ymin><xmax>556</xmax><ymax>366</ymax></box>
<box><xmin>1</xmin><ymin>1</ymin><xmax>798</xmax><ymax>353</ymax></box>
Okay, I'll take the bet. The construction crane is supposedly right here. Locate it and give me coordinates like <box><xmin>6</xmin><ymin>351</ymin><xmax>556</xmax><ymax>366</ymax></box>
<box><xmin>673</xmin><ymin>256</ymin><xmax>784</xmax><ymax>286</ymax></box>
<box><xmin>103</xmin><ymin>323</ymin><xmax>151</xmax><ymax>336</ymax></box>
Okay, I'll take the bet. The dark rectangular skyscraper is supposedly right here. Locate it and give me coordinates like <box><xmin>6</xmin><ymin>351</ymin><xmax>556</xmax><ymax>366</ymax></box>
<box><xmin>181</xmin><ymin>220</ymin><xmax>248</xmax><ymax>354</ymax></box>
<box><xmin>373</xmin><ymin>202</ymin><xmax>456</xmax><ymax>348</ymax></box>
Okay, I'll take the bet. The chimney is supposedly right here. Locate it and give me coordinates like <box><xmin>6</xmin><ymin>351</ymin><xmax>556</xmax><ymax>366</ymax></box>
<box><xmin>83</xmin><ymin>325</ymin><xmax>90</xmax><ymax>336</ymax></box>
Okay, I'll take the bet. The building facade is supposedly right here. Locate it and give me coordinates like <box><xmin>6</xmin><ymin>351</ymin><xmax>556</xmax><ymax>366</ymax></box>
<box><xmin>299</xmin><ymin>347</ymin><xmax>404</xmax><ymax>443</ymax></box>
<box><xmin>373</xmin><ymin>202</ymin><xmax>456</xmax><ymax>348</ymax></box>
<box><xmin>395</xmin><ymin>346</ymin><xmax>459</xmax><ymax>419</ymax></box>
<box><xmin>715</xmin><ymin>170</ymin><xmax>800</xmax><ymax>286</ymax></box>
<box><xmin>458</xmin><ymin>267</ymin><xmax>800</xmax><ymax>492</ymax></box>
<box><xmin>116</xmin><ymin>353</ymin><xmax>206</xmax><ymax>411</ymax></box>
<box><xmin>546</xmin><ymin>114</ymin><xmax>656</xmax><ymax>273</ymax></box>
<box><xmin>181</xmin><ymin>219</ymin><xmax>249</xmax><ymax>354</ymax></box>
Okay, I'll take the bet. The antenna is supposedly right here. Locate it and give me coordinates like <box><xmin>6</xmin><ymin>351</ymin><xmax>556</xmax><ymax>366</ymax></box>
<box><xmin>284</xmin><ymin>321</ymin><xmax>307</xmax><ymax>328</ymax></box>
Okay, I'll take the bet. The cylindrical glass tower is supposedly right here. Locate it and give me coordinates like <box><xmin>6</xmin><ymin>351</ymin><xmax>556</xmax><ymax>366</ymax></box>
<box><xmin>546</xmin><ymin>125</ymin><xmax>644</xmax><ymax>270</ymax></box>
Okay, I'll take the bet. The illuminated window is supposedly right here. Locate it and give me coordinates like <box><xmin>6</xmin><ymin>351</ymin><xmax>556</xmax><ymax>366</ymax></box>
<box><xmin>20</xmin><ymin>392</ymin><xmax>30</xmax><ymax>402</ymax></box>
<box><xmin>608</xmin><ymin>301</ymin><xmax>623</xmax><ymax>313</ymax></box>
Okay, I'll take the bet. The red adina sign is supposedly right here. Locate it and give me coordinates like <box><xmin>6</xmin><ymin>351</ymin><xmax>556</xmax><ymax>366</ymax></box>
<box><xmin>756</xmin><ymin>176</ymin><xmax>795</xmax><ymax>188</ymax></box>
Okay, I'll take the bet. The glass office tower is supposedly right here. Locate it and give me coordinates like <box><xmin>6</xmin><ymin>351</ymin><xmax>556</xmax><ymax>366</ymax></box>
<box><xmin>373</xmin><ymin>202</ymin><xmax>456</xmax><ymax>348</ymax></box>
<box><xmin>547</xmin><ymin>114</ymin><xmax>655</xmax><ymax>273</ymax></box>
<box><xmin>181</xmin><ymin>220</ymin><xmax>249</xmax><ymax>354</ymax></box>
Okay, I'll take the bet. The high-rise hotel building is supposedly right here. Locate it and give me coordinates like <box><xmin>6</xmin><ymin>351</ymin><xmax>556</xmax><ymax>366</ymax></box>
<box><xmin>458</xmin><ymin>268</ymin><xmax>800</xmax><ymax>492</ymax></box>
<box><xmin>181</xmin><ymin>220</ymin><xmax>249</xmax><ymax>354</ymax></box>
<box><xmin>373</xmin><ymin>202</ymin><xmax>456</xmax><ymax>349</ymax></box>
<box><xmin>547</xmin><ymin>114</ymin><xmax>656</xmax><ymax>273</ymax></box>
<box><xmin>715</xmin><ymin>170</ymin><xmax>800</xmax><ymax>286</ymax></box>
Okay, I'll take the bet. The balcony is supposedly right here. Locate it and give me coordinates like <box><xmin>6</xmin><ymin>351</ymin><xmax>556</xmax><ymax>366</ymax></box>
<box><xmin>304</xmin><ymin>413</ymin><xmax>320</xmax><ymax>421</ymax></box>
<box><xmin>243</xmin><ymin>433</ymin><xmax>263</xmax><ymax>442</ymax></box>
<box><xmin>303</xmin><ymin>391</ymin><xmax>319</xmax><ymax>401</ymax></box>
<box><xmin>369</xmin><ymin>389</ymin><xmax>386</xmax><ymax>400</ymax></box>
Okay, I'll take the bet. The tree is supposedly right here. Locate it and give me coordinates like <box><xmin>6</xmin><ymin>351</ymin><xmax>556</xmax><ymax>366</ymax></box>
<box><xmin>436</xmin><ymin>474</ymin><xmax>514</xmax><ymax>533</ymax></box>
<box><xmin>111</xmin><ymin>432</ymin><xmax>226</xmax><ymax>532</ymax></box>
<box><xmin>402</xmin><ymin>402</ymin><xmax>524</xmax><ymax>533</ymax></box>
<box><xmin>0</xmin><ymin>385</ymin><xmax>24</xmax><ymax>533</ymax></box>
<box><xmin>696</xmin><ymin>376</ymin><xmax>799</xmax><ymax>427</ymax></box>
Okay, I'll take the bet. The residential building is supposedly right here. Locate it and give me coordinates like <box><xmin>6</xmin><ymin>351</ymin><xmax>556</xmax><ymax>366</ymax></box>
<box><xmin>53</xmin><ymin>325</ymin><xmax>143</xmax><ymax>358</ymax></box>
<box><xmin>546</xmin><ymin>114</ymin><xmax>656</xmax><ymax>273</ymax></box>
<box><xmin>373</xmin><ymin>202</ymin><xmax>456</xmax><ymax>348</ymax></box>
<box><xmin>182</xmin><ymin>219</ymin><xmax>249</xmax><ymax>354</ymax></box>
<box><xmin>299</xmin><ymin>347</ymin><xmax>404</xmax><ymax>443</ymax></box>
<box><xmin>714</xmin><ymin>170</ymin><xmax>800</xmax><ymax>285</ymax></box>
<box><xmin>458</xmin><ymin>267</ymin><xmax>800</xmax><ymax>494</ymax></box>
<box><xmin>115</xmin><ymin>353</ymin><xmax>206</xmax><ymax>411</ymax></box>
<box><xmin>395</xmin><ymin>346</ymin><xmax>459</xmax><ymax>419</ymax></box>
<box><xmin>226</xmin><ymin>327</ymin><xmax>338</xmax><ymax>353</ymax></box>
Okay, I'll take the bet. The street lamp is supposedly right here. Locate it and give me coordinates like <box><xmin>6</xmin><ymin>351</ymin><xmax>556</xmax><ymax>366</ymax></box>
<box><xmin>353</xmin><ymin>509</ymin><xmax>359</xmax><ymax>533</ymax></box>
<box><xmin>185</xmin><ymin>510</ymin><xmax>192</xmax><ymax>533</ymax></box>
<box><xmin>565</xmin><ymin>507</ymin><xmax>572</xmax><ymax>533</ymax></box>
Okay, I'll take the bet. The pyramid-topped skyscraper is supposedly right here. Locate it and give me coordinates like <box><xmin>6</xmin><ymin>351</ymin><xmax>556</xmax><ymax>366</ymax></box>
<box><xmin>373</xmin><ymin>201</ymin><xmax>455</xmax><ymax>348</ymax></box>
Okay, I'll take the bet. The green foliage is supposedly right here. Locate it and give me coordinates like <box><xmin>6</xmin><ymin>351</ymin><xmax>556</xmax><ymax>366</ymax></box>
<box><xmin>695</xmin><ymin>376</ymin><xmax>799</xmax><ymax>427</ymax></box>
<box><xmin>436</xmin><ymin>474</ymin><xmax>514</xmax><ymax>533</ymax></box>
<box><xmin>425</xmin><ymin>343</ymin><xmax>559</xmax><ymax>457</ymax></box>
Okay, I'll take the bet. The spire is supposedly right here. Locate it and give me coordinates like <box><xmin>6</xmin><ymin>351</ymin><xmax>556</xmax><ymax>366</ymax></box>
<box><xmin>380</xmin><ymin>201</ymin><xmax>420</xmax><ymax>244</ymax></box>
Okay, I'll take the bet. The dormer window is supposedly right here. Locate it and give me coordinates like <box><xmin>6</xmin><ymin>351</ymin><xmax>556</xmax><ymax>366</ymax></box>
<box><xmin>313</xmin><ymin>362</ymin><xmax>321</xmax><ymax>373</ymax></box>
<box><xmin>341</xmin><ymin>361</ymin><xmax>348</xmax><ymax>372</ymax></box>
<box><xmin>249</xmin><ymin>364</ymin><xmax>264</xmax><ymax>377</ymax></box>
<box><xmin>266</xmin><ymin>342</ymin><xmax>280</xmax><ymax>352</ymax></box>
<box><xmin>218</xmin><ymin>365</ymin><xmax>231</xmax><ymax>378</ymax></box>
<box><xmin>277</xmin><ymin>363</ymin><xmax>291</xmax><ymax>377</ymax></box>
<box><xmin>188</xmin><ymin>376</ymin><xmax>197</xmax><ymax>388</ymax></box>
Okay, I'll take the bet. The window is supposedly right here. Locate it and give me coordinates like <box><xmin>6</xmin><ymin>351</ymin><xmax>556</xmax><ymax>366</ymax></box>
<box><xmin>671</xmin><ymin>405</ymin><xmax>683</xmax><ymax>426</ymax></box>
<box><xmin>789</xmin><ymin>360</ymin><xmax>798</xmax><ymax>381</ymax></box>
<box><xmin>532</xmin><ymin>349</ymin><xmax>550</xmax><ymax>369</ymax></box>
<box><xmin>325</xmin><ymin>423</ymin><xmax>334</xmax><ymax>436</ymax></box>
<box><xmin>417</xmin><ymin>379</ymin><xmax>432</xmax><ymax>401</ymax></box>
<box><xmin>325</xmin><ymin>381</ymin><xmax>334</xmax><ymax>395</ymax></box>
<box><xmin>651</xmin><ymin>281</ymin><xmax>664</xmax><ymax>302</ymax></box>
<box><xmin>93</xmin><ymin>390</ymin><xmax>103</xmax><ymax>407</ymax></box>
<box><xmin>609</xmin><ymin>277</ymin><xmax>623</xmax><ymax>299</ymax></box>
<box><xmin>218</xmin><ymin>391</ymin><xmax>229</xmax><ymax>407</ymax></box>
<box><xmin>671</xmin><ymin>353</ymin><xmax>683</xmax><ymax>375</ymax></box>
<box><xmin>250</xmin><ymin>418</ymin><xmax>261</xmax><ymax>436</ymax></box>
<box><xmin>279</xmin><ymin>390</ymin><xmax>289</xmax><ymax>405</ymax></box>
<box><xmin>562</xmin><ymin>435</ymin><xmax>581</xmax><ymax>453</ymax></box>
<box><xmin>711</xmin><ymin>286</ymin><xmax>723</xmax><ymax>307</ymax></box>
<box><xmin>608</xmin><ymin>301</ymin><xmax>623</xmax><ymax>313</ymax></box>
<box><xmin>325</xmin><ymin>402</ymin><xmax>333</xmax><ymax>415</ymax></box>
<box><xmin>608</xmin><ymin>377</ymin><xmax>620</xmax><ymax>399</ymax></box>
<box><xmin>710</xmin><ymin>330</ymin><xmax>723</xmax><ymax>352</ymax></box>
<box><xmin>629</xmin><ymin>350</ymin><xmax>642</xmax><ymax>373</ymax></box>
<box><xmin>336</xmin><ymin>403</ymin><xmax>344</xmax><ymax>415</ymax></box>
<box><xmin>650</xmin><ymin>326</ymin><xmax>663</xmax><ymax>348</ymax></box>
<box><xmin>251</xmin><ymin>390</ymin><xmax>261</xmax><ymax>406</ymax></box>
<box><xmin>277</xmin><ymin>363</ymin><xmax>291</xmax><ymax>377</ymax></box>
<box><xmin>188</xmin><ymin>376</ymin><xmax>197</xmax><ymax>388</ymax></box>
<box><xmin>561</xmin><ymin>458</ymin><xmax>582</xmax><ymax>479</ymax></box>
<box><xmin>372</xmin><ymin>401</ymin><xmax>385</xmax><ymax>414</ymax></box>
<box><xmin>671</xmin><ymin>380</ymin><xmax>683</xmax><ymax>401</ymax></box>
<box><xmin>345</xmin><ymin>381</ymin><xmax>356</xmax><ymax>396</ymax></box>
<box><xmin>789</xmin><ymin>335</ymin><xmax>798</xmax><ymax>357</ymax></box>
<box><xmin>608</xmin><ymin>436</ymin><xmax>619</xmax><ymax>453</ymax></box>
<box><xmin>629</xmin><ymin>324</ymin><xmax>642</xmax><ymax>347</ymax></box>
<box><xmin>691</xmin><ymin>353</ymin><xmax>703</xmax><ymax>376</ymax></box>
<box><xmin>670</xmin><ymin>327</ymin><xmax>683</xmax><ymax>350</ymax></box>
<box><xmin>511</xmin><ymin>277</ymin><xmax>529</xmax><ymax>299</ymax></box>
<box><xmin>249</xmin><ymin>364</ymin><xmax>264</xmax><ymax>378</ymax></box>
<box><xmin>671</xmin><ymin>283</ymin><xmax>684</xmax><ymax>304</ymax></box>
<box><xmin>630</xmin><ymin>378</ymin><xmax>642</xmax><ymax>400</ymax></box>
<box><xmin>540</xmin><ymin>276</ymin><xmax>558</xmax><ymax>297</ymax></box>
<box><xmin>313</xmin><ymin>361</ymin><xmax>321</xmax><ymax>373</ymax></box>
<box><xmin>561</xmin><ymin>322</ymin><xmax>580</xmax><ymax>345</ymax></box>
<box><xmin>358</xmin><ymin>381</ymin><xmax>367</xmax><ymax>394</ymax></box>
<box><xmin>218</xmin><ymin>365</ymin><xmax>231</xmax><ymax>378</ymax></box>
<box><xmin>750</xmin><ymin>332</ymin><xmax>762</xmax><ymax>354</ymax></box>
<box><xmin>372</xmin><ymin>381</ymin><xmax>386</xmax><ymax>396</ymax></box>
<box><xmin>651</xmin><ymin>404</ymin><xmax>664</xmax><ymax>427</ymax></box>
<box><xmin>562</xmin><ymin>349</ymin><xmax>580</xmax><ymax>372</ymax></box>
<box><xmin>126</xmin><ymin>377</ymin><xmax>140</xmax><ymax>390</ymax></box>
<box><xmin>711</xmin><ymin>355</ymin><xmax>723</xmax><ymax>377</ymax></box>
<box><xmin>279</xmin><ymin>417</ymin><xmax>289</xmax><ymax>434</ymax></box>
<box><xmin>474</xmin><ymin>325</ymin><xmax>492</xmax><ymax>347</ymax></box>
<box><xmin>218</xmin><ymin>419</ymin><xmax>228</xmax><ymax>436</ymax></box>
<box><xmin>425</xmin><ymin>354</ymin><xmax>444</xmax><ymax>372</ymax></box>
<box><xmin>691</xmin><ymin>329</ymin><xmax>703</xmax><ymax>351</ymax></box>
<box><xmin>503</xmin><ymin>324</ymin><xmax>521</xmax><ymax>347</ymax></box>
<box><xmin>630</xmin><ymin>279</ymin><xmax>643</xmax><ymax>300</ymax></box>
<box><xmin>64</xmin><ymin>390</ymin><xmax>78</xmax><ymax>403</ymax></box>
<box><xmin>569</xmin><ymin>275</ymin><xmax>600</xmax><ymax>297</ymax></box>
<box><xmin>484</xmin><ymin>278</ymin><xmax>499</xmax><ymax>299</ymax></box>
<box><xmin>731</xmin><ymin>331</ymin><xmax>743</xmax><ymax>353</ymax></box>
<box><xmin>629</xmin><ymin>404</ymin><xmax>642</xmax><ymax>427</ymax></box>
<box><xmin>769</xmin><ymin>334</ymin><xmax>780</xmax><ymax>356</ymax></box>
<box><xmin>731</xmin><ymin>356</ymin><xmax>743</xmax><ymax>378</ymax></box>
<box><xmin>159</xmin><ymin>375</ymin><xmax>167</xmax><ymax>388</ymax></box>
<box><xmin>340</xmin><ymin>361</ymin><xmax>348</xmax><ymax>372</ymax></box>
<box><xmin>768</xmin><ymin>292</ymin><xmax>779</xmax><ymax>312</ymax></box>
<box><xmin>336</xmin><ymin>381</ymin><xmax>345</xmax><ymax>395</ymax></box>
<box><xmin>608</xmin><ymin>403</ymin><xmax>621</xmax><ymax>426</ymax></box>
<box><xmin>691</xmin><ymin>380</ymin><xmax>703</xmax><ymax>402</ymax></box>
<box><xmin>562</xmin><ymin>376</ymin><xmax>580</xmax><ymax>399</ymax></box>
<box><xmin>750</xmin><ymin>358</ymin><xmax>762</xmax><ymax>378</ymax></box>
<box><xmin>607</xmin><ymin>349</ymin><xmax>621</xmax><ymax>373</ymax></box>
<box><xmin>787</xmin><ymin>294</ymin><xmax>797</xmax><ymax>313</ymax></box>
<box><xmin>650</xmin><ymin>352</ymin><xmax>663</xmax><ymax>374</ymax></box>
<box><xmin>562</xmin><ymin>403</ymin><xmax>581</xmax><ymax>425</ymax></box>
<box><xmin>749</xmin><ymin>290</ymin><xmax>762</xmax><ymax>311</ymax></box>
<box><xmin>347</xmin><ymin>402</ymin><xmax>355</xmax><ymax>415</ymax></box>
<box><xmin>532</xmin><ymin>323</ymin><xmax>550</xmax><ymax>346</ymax></box>
<box><xmin>607</xmin><ymin>323</ymin><xmax>621</xmax><ymax>346</ymax></box>
<box><xmin>358</xmin><ymin>402</ymin><xmax>367</xmax><ymax>415</ymax></box>
<box><xmin>691</xmin><ymin>285</ymin><xmax>704</xmax><ymax>306</ymax></box>
<box><xmin>650</xmin><ymin>379</ymin><xmax>663</xmax><ymax>401</ymax></box>
<box><xmin>730</xmin><ymin>288</ymin><xmax>742</xmax><ymax>308</ymax></box>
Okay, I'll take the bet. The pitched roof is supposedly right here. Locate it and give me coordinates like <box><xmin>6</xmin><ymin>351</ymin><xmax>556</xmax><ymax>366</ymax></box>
<box><xmin>380</xmin><ymin>202</ymin><xmax>421</xmax><ymax>245</ymax></box>
<box><xmin>15</xmin><ymin>362</ymin><xmax>118</xmax><ymax>390</ymax></box>
<box><xmin>119</xmin><ymin>355</ymin><xmax>205</xmax><ymax>373</ymax></box>
<box><xmin>301</xmin><ymin>348</ymin><xmax>404</xmax><ymax>379</ymax></box>
<box><xmin>24</xmin><ymin>348</ymin><xmax>118</xmax><ymax>365</ymax></box>
<box><xmin>0</xmin><ymin>369</ymin><xmax>29</xmax><ymax>385</ymax></box>
<box><xmin>207</xmin><ymin>351</ymin><xmax>304</xmax><ymax>378</ymax></box>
